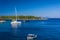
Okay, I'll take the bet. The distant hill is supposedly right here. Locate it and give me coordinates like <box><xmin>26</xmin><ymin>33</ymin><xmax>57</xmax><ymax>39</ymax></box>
<box><xmin>0</xmin><ymin>16</ymin><xmax>48</xmax><ymax>20</ymax></box>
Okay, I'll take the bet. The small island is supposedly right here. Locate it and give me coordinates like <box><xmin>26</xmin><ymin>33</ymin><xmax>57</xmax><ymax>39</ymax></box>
<box><xmin>0</xmin><ymin>16</ymin><xmax>48</xmax><ymax>21</ymax></box>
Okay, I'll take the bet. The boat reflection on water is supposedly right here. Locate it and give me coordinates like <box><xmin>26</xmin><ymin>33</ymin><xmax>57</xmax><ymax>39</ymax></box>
<box><xmin>11</xmin><ymin>23</ymin><xmax>21</xmax><ymax>28</ymax></box>
<box><xmin>11</xmin><ymin>23</ymin><xmax>21</xmax><ymax>36</ymax></box>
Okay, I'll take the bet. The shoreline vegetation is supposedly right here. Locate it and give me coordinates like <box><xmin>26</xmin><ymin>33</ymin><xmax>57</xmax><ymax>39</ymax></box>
<box><xmin>0</xmin><ymin>16</ymin><xmax>48</xmax><ymax>21</ymax></box>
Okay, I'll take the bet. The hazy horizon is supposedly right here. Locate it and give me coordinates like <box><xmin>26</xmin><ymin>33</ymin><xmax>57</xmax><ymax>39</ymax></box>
<box><xmin>0</xmin><ymin>0</ymin><xmax>60</xmax><ymax>18</ymax></box>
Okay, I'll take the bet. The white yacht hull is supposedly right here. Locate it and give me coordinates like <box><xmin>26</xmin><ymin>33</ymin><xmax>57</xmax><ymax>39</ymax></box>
<box><xmin>11</xmin><ymin>21</ymin><xmax>21</xmax><ymax>24</ymax></box>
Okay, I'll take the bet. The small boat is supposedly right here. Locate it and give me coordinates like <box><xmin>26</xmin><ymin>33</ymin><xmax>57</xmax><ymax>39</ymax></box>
<box><xmin>0</xmin><ymin>20</ymin><xmax>5</xmax><ymax>22</ymax></box>
<box><xmin>27</xmin><ymin>34</ymin><xmax>37</xmax><ymax>40</ymax></box>
<box><xmin>23</xmin><ymin>20</ymin><xmax>30</xmax><ymax>22</ymax></box>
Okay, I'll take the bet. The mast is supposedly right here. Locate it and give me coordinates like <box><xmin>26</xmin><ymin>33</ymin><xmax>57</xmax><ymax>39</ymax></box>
<box><xmin>15</xmin><ymin>7</ymin><xmax>17</xmax><ymax>21</ymax></box>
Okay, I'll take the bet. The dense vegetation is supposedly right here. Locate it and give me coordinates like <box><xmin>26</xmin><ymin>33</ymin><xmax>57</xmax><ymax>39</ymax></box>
<box><xmin>0</xmin><ymin>16</ymin><xmax>47</xmax><ymax>20</ymax></box>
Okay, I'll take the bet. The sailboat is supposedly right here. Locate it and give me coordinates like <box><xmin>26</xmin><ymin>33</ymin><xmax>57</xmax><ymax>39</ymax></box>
<box><xmin>11</xmin><ymin>7</ymin><xmax>21</xmax><ymax>24</ymax></box>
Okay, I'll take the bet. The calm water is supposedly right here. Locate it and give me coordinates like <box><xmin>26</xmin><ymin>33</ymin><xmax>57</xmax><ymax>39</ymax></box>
<box><xmin>0</xmin><ymin>18</ymin><xmax>60</xmax><ymax>40</ymax></box>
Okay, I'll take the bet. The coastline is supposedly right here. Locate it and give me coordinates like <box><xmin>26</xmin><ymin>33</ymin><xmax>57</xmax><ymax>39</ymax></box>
<box><xmin>0</xmin><ymin>16</ymin><xmax>48</xmax><ymax>21</ymax></box>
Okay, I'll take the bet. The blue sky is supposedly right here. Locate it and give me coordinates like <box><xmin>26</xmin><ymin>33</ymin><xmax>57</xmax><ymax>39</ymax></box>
<box><xmin>0</xmin><ymin>0</ymin><xmax>60</xmax><ymax>18</ymax></box>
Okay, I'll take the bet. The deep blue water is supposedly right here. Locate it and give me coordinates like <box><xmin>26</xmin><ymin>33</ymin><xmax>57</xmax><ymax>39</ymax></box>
<box><xmin>0</xmin><ymin>18</ymin><xmax>60</xmax><ymax>40</ymax></box>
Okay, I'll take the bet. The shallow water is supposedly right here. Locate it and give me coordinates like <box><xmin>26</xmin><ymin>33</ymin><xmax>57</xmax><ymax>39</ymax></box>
<box><xmin>0</xmin><ymin>19</ymin><xmax>60</xmax><ymax>40</ymax></box>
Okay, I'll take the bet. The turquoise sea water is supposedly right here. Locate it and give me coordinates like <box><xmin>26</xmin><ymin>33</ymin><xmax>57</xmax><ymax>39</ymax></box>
<box><xmin>0</xmin><ymin>18</ymin><xmax>60</xmax><ymax>40</ymax></box>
